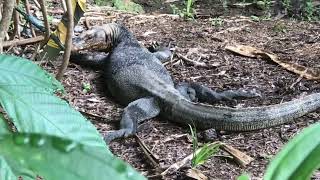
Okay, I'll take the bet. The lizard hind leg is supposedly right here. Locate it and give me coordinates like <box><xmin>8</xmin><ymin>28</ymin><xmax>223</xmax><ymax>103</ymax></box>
<box><xmin>104</xmin><ymin>97</ymin><xmax>160</xmax><ymax>143</ymax></box>
<box><xmin>176</xmin><ymin>82</ymin><xmax>261</xmax><ymax>104</ymax></box>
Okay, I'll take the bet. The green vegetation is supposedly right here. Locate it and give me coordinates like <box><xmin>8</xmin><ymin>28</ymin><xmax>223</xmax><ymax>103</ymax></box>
<box><xmin>82</xmin><ymin>82</ymin><xmax>92</xmax><ymax>93</ymax></box>
<box><xmin>210</xmin><ymin>17</ymin><xmax>224</xmax><ymax>27</ymax></box>
<box><xmin>170</xmin><ymin>0</ymin><xmax>195</xmax><ymax>19</ymax></box>
<box><xmin>0</xmin><ymin>54</ymin><xmax>145</xmax><ymax>180</ymax></box>
<box><xmin>0</xmin><ymin>133</ymin><xmax>145</xmax><ymax>180</ymax></box>
<box><xmin>94</xmin><ymin>0</ymin><xmax>144</xmax><ymax>13</ymax></box>
<box><xmin>238</xmin><ymin>122</ymin><xmax>320</xmax><ymax>179</ymax></box>
<box><xmin>188</xmin><ymin>125</ymin><xmax>221</xmax><ymax>168</ymax></box>
<box><xmin>264</xmin><ymin>122</ymin><xmax>320</xmax><ymax>180</ymax></box>
<box><xmin>273</xmin><ymin>22</ymin><xmax>287</xmax><ymax>33</ymax></box>
<box><xmin>237</xmin><ymin>173</ymin><xmax>251</xmax><ymax>180</ymax></box>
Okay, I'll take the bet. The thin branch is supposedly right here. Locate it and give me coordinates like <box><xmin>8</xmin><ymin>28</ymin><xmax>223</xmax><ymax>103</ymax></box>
<box><xmin>38</xmin><ymin>0</ymin><xmax>50</xmax><ymax>41</ymax></box>
<box><xmin>134</xmin><ymin>135</ymin><xmax>161</xmax><ymax>171</ymax></box>
<box><xmin>2</xmin><ymin>35</ymin><xmax>44</xmax><ymax>48</ymax></box>
<box><xmin>176</xmin><ymin>53</ymin><xmax>208</xmax><ymax>67</ymax></box>
<box><xmin>32</xmin><ymin>0</ymin><xmax>41</xmax><ymax>9</ymax></box>
<box><xmin>0</xmin><ymin>0</ymin><xmax>15</xmax><ymax>53</ymax></box>
<box><xmin>61</xmin><ymin>0</ymin><xmax>67</xmax><ymax>13</ymax></box>
<box><xmin>56</xmin><ymin>0</ymin><xmax>74</xmax><ymax>80</ymax></box>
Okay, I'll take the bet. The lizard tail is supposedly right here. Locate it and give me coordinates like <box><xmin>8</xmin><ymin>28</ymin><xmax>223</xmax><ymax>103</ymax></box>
<box><xmin>169</xmin><ymin>93</ymin><xmax>320</xmax><ymax>131</ymax></box>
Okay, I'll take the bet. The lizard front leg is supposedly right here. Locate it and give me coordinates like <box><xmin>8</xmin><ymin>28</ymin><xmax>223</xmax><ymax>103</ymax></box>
<box><xmin>104</xmin><ymin>97</ymin><xmax>160</xmax><ymax>143</ymax></box>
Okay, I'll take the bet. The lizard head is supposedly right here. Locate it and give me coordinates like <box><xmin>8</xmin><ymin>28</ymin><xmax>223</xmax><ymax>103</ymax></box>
<box><xmin>72</xmin><ymin>23</ymin><xmax>122</xmax><ymax>53</ymax></box>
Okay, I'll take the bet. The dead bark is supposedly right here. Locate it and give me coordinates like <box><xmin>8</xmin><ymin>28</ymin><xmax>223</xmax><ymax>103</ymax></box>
<box><xmin>0</xmin><ymin>0</ymin><xmax>15</xmax><ymax>53</ymax></box>
<box><xmin>56</xmin><ymin>0</ymin><xmax>74</xmax><ymax>80</ymax></box>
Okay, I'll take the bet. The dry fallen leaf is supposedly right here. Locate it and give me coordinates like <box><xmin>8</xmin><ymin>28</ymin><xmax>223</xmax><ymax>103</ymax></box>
<box><xmin>186</xmin><ymin>169</ymin><xmax>208</xmax><ymax>180</ymax></box>
<box><xmin>226</xmin><ymin>44</ymin><xmax>320</xmax><ymax>80</ymax></box>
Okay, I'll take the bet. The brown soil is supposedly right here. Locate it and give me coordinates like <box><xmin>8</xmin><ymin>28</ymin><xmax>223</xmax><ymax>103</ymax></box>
<box><xmin>36</xmin><ymin>1</ymin><xmax>320</xmax><ymax>179</ymax></box>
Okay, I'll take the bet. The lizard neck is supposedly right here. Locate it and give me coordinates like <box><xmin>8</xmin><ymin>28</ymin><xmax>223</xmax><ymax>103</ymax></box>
<box><xmin>102</xmin><ymin>23</ymin><xmax>141</xmax><ymax>49</ymax></box>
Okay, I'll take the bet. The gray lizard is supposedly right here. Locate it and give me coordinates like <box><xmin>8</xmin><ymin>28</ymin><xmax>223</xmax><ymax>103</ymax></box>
<box><xmin>71</xmin><ymin>23</ymin><xmax>320</xmax><ymax>142</ymax></box>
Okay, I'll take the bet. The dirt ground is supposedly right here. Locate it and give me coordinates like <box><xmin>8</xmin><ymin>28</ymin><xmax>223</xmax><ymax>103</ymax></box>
<box><xmin>24</xmin><ymin>1</ymin><xmax>320</xmax><ymax>179</ymax></box>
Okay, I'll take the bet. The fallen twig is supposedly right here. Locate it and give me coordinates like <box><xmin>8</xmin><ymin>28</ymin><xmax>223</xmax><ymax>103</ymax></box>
<box><xmin>221</xmin><ymin>143</ymin><xmax>254</xmax><ymax>167</ymax></box>
<box><xmin>176</xmin><ymin>53</ymin><xmax>208</xmax><ymax>67</ymax></box>
<box><xmin>78</xmin><ymin>110</ymin><xmax>118</xmax><ymax>123</ymax></box>
<box><xmin>161</xmin><ymin>144</ymin><xmax>206</xmax><ymax>176</ymax></box>
<box><xmin>134</xmin><ymin>135</ymin><xmax>161</xmax><ymax>172</ymax></box>
<box><xmin>186</xmin><ymin>168</ymin><xmax>208</xmax><ymax>180</ymax></box>
<box><xmin>290</xmin><ymin>69</ymin><xmax>308</xmax><ymax>89</ymax></box>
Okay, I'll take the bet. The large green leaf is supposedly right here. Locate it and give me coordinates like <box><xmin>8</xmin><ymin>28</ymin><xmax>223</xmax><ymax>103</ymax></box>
<box><xmin>0</xmin><ymin>85</ymin><xmax>107</xmax><ymax>149</ymax></box>
<box><xmin>0</xmin><ymin>113</ymin><xmax>10</xmax><ymax>134</ymax></box>
<box><xmin>0</xmin><ymin>133</ymin><xmax>146</xmax><ymax>180</ymax></box>
<box><xmin>265</xmin><ymin>122</ymin><xmax>320</xmax><ymax>180</ymax></box>
<box><xmin>0</xmin><ymin>157</ymin><xmax>17</xmax><ymax>180</ymax></box>
<box><xmin>0</xmin><ymin>54</ymin><xmax>63</xmax><ymax>92</ymax></box>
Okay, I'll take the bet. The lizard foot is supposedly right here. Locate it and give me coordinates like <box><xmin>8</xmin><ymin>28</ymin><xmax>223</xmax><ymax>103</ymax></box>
<box><xmin>103</xmin><ymin>129</ymin><xmax>134</xmax><ymax>143</ymax></box>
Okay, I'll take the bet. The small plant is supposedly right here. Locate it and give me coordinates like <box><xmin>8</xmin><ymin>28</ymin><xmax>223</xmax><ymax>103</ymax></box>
<box><xmin>250</xmin><ymin>15</ymin><xmax>261</xmax><ymax>22</ymax></box>
<box><xmin>282</xmin><ymin>0</ymin><xmax>291</xmax><ymax>14</ymax></box>
<box><xmin>303</xmin><ymin>0</ymin><xmax>315</xmax><ymax>21</ymax></box>
<box><xmin>210</xmin><ymin>17</ymin><xmax>224</xmax><ymax>27</ymax></box>
<box><xmin>188</xmin><ymin>125</ymin><xmax>221</xmax><ymax>168</ymax></box>
<box><xmin>186</xmin><ymin>0</ymin><xmax>194</xmax><ymax>18</ymax></box>
<box><xmin>273</xmin><ymin>22</ymin><xmax>287</xmax><ymax>33</ymax></box>
<box><xmin>170</xmin><ymin>0</ymin><xmax>195</xmax><ymax>19</ymax></box>
<box><xmin>82</xmin><ymin>82</ymin><xmax>91</xmax><ymax>93</ymax></box>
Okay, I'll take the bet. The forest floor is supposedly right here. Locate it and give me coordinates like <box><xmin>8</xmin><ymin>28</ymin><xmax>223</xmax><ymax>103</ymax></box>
<box><xmin>40</xmin><ymin>1</ymin><xmax>320</xmax><ymax>179</ymax></box>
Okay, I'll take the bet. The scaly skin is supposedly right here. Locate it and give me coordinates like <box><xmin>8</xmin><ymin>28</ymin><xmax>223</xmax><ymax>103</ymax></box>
<box><xmin>71</xmin><ymin>23</ymin><xmax>320</xmax><ymax>142</ymax></box>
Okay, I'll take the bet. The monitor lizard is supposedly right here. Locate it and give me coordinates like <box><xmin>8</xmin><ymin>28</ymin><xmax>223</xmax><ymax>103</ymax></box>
<box><xmin>71</xmin><ymin>23</ymin><xmax>320</xmax><ymax>143</ymax></box>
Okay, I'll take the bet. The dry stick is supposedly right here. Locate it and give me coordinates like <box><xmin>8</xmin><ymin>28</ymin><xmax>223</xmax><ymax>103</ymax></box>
<box><xmin>32</xmin><ymin>0</ymin><xmax>41</xmax><ymax>9</ymax></box>
<box><xmin>78</xmin><ymin>110</ymin><xmax>118</xmax><ymax>124</ymax></box>
<box><xmin>38</xmin><ymin>0</ymin><xmax>50</xmax><ymax>41</ymax></box>
<box><xmin>25</xmin><ymin>0</ymin><xmax>36</xmax><ymax>37</ymax></box>
<box><xmin>61</xmin><ymin>0</ymin><xmax>67</xmax><ymax>13</ymax></box>
<box><xmin>30</xmin><ymin>43</ymin><xmax>41</xmax><ymax>60</ymax></box>
<box><xmin>290</xmin><ymin>69</ymin><xmax>308</xmax><ymax>89</ymax></box>
<box><xmin>176</xmin><ymin>53</ymin><xmax>208</xmax><ymax>67</ymax></box>
<box><xmin>0</xmin><ymin>0</ymin><xmax>15</xmax><ymax>53</ymax></box>
<box><xmin>134</xmin><ymin>135</ymin><xmax>161</xmax><ymax>172</ymax></box>
<box><xmin>2</xmin><ymin>35</ymin><xmax>44</xmax><ymax>48</ymax></box>
<box><xmin>221</xmin><ymin>143</ymin><xmax>254</xmax><ymax>167</ymax></box>
<box><xmin>161</xmin><ymin>147</ymin><xmax>202</xmax><ymax>176</ymax></box>
<box><xmin>56</xmin><ymin>0</ymin><xmax>73</xmax><ymax>81</ymax></box>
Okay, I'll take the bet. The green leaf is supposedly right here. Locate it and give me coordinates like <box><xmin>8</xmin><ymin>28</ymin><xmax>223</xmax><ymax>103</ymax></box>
<box><xmin>0</xmin><ymin>157</ymin><xmax>17</xmax><ymax>180</ymax></box>
<box><xmin>192</xmin><ymin>142</ymin><xmax>220</xmax><ymax>167</ymax></box>
<box><xmin>237</xmin><ymin>173</ymin><xmax>251</xmax><ymax>180</ymax></box>
<box><xmin>0</xmin><ymin>113</ymin><xmax>10</xmax><ymax>134</ymax></box>
<box><xmin>0</xmin><ymin>133</ymin><xmax>146</xmax><ymax>180</ymax></box>
<box><xmin>0</xmin><ymin>85</ymin><xmax>107</xmax><ymax>149</ymax></box>
<box><xmin>0</xmin><ymin>54</ymin><xmax>63</xmax><ymax>92</ymax></box>
<box><xmin>265</xmin><ymin>122</ymin><xmax>320</xmax><ymax>180</ymax></box>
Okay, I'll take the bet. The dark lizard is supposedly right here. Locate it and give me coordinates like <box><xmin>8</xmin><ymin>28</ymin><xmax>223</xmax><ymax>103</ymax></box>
<box><xmin>71</xmin><ymin>23</ymin><xmax>320</xmax><ymax>143</ymax></box>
